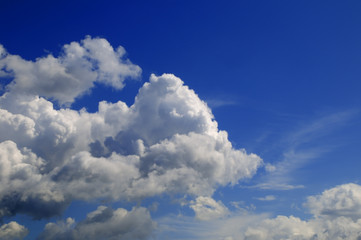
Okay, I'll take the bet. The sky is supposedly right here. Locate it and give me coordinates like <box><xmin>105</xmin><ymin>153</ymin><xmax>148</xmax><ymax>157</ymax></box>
<box><xmin>0</xmin><ymin>0</ymin><xmax>361</xmax><ymax>239</ymax></box>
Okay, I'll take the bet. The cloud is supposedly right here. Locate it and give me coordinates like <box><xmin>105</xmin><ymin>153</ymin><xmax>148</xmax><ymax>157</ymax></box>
<box><xmin>0</xmin><ymin>36</ymin><xmax>141</xmax><ymax>105</ymax></box>
<box><xmin>0</xmin><ymin>221</ymin><xmax>29</xmax><ymax>240</ymax></box>
<box><xmin>244</xmin><ymin>215</ymin><xmax>316</xmax><ymax>240</ymax></box>
<box><xmin>0</xmin><ymin>140</ymin><xmax>68</xmax><ymax>219</ymax></box>
<box><xmin>244</xmin><ymin>184</ymin><xmax>361</xmax><ymax>240</ymax></box>
<box><xmin>250</xmin><ymin>110</ymin><xmax>357</xmax><ymax>190</ymax></box>
<box><xmin>0</xmin><ymin>38</ymin><xmax>262</xmax><ymax>220</ymax></box>
<box><xmin>158</xmin><ymin>184</ymin><xmax>361</xmax><ymax>240</ymax></box>
<box><xmin>38</xmin><ymin>206</ymin><xmax>155</xmax><ymax>240</ymax></box>
<box><xmin>190</xmin><ymin>196</ymin><xmax>229</xmax><ymax>221</ymax></box>
<box><xmin>156</xmin><ymin>213</ymin><xmax>267</xmax><ymax>240</ymax></box>
<box><xmin>254</xmin><ymin>195</ymin><xmax>276</xmax><ymax>201</ymax></box>
<box><xmin>305</xmin><ymin>183</ymin><xmax>361</xmax><ymax>220</ymax></box>
<box><xmin>205</xmin><ymin>99</ymin><xmax>238</xmax><ymax>108</ymax></box>
<box><xmin>243</xmin><ymin>215</ymin><xmax>361</xmax><ymax>240</ymax></box>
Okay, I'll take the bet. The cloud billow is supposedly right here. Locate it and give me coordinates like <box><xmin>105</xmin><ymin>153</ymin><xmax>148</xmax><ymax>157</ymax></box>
<box><xmin>0</xmin><ymin>36</ymin><xmax>141</xmax><ymax>105</ymax></box>
<box><xmin>0</xmin><ymin>36</ymin><xmax>262</xmax><ymax>238</ymax></box>
<box><xmin>242</xmin><ymin>183</ymin><xmax>361</xmax><ymax>240</ymax></box>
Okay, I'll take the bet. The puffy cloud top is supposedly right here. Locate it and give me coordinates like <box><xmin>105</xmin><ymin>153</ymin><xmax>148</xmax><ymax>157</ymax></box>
<box><xmin>0</xmin><ymin>36</ymin><xmax>141</xmax><ymax>105</ymax></box>
<box><xmin>306</xmin><ymin>183</ymin><xmax>361</xmax><ymax>220</ymax></box>
<box><xmin>0</xmin><ymin>221</ymin><xmax>29</xmax><ymax>240</ymax></box>
<box><xmin>241</xmin><ymin>183</ymin><xmax>361</xmax><ymax>240</ymax></box>
<box><xmin>190</xmin><ymin>196</ymin><xmax>229</xmax><ymax>221</ymax></box>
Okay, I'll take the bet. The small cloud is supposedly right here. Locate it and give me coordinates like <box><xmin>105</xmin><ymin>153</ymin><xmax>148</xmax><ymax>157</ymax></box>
<box><xmin>189</xmin><ymin>196</ymin><xmax>229</xmax><ymax>221</ymax></box>
<box><xmin>265</xmin><ymin>163</ymin><xmax>276</xmax><ymax>172</ymax></box>
<box><xmin>255</xmin><ymin>195</ymin><xmax>276</xmax><ymax>201</ymax></box>
<box><xmin>205</xmin><ymin>99</ymin><xmax>238</xmax><ymax>108</ymax></box>
<box><xmin>230</xmin><ymin>201</ymin><xmax>256</xmax><ymax>212</ymax></box>
<box><xmin>148</xmin><ymin>202</ymin><xmax>159</xmax><ymax>212</ymax></box>
<box><xmin>248</xmin><ymin>183</ymin><xmax>304</xmax><ymax>190</ymax></box>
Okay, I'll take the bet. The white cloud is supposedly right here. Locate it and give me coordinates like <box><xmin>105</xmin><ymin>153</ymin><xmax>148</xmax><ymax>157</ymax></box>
<box><xmin>254</xmin><ymin>195</ymin><xmax>276</xmax><ymax>201</ymax></box>
<box><xmin>243</xmin><ymin>215</ymin><xmax>361</xmax><ymax>240</ymax></box>
<box><xmin>158</xmin><ymin>184</ymin><xmax>361</xmax><ymax>240</ymax></box>
<box><xmin>190</xmin><ymin>196</ymin><xmax>229</xmax><ymax>221</ymax></box>
<box><xmin>0</xmin><ymin>39</ymin><xmax>262</xmax><ymax>220</ymax></box>
<box><xmin>0</xmin><ymin>140</ymin><xmax>67</xmax><ymax>219</ymax></box>
<box><xmin>244</xmin><ymin>215</ymin><xmax>316</xmax><ymax>240</ymax></box>
<box><xmin>250</xmin><ymin>110</ymin><xmax>357</xmax><ymax>190</ymax></box>
<box><xmin>243</xmin><ymin>184</ymin><xmax>361</xmax><ymax>240</ymax></box>
<box><xmin>1</xmin><ymin>36</ymin><xmax>360</xmax><ymax>240</ymax></box>
<box><xmin>0</xmin><ymin>36</ymin><xmax>141</xmax><ymax>105</ymax></box>
<box><xmin>0</xmin><ymin>221</ymin><xmax>29</xmax><ymax>240</ymax></box>
<box><xmin>156</xmin><ymin>213</ymin><xmax>267</xmax><ymax>240</ymax></box>
<box><xmin>305</xmin><ymin>183</ymin><xmax>361</xmax><ymax>220</ymax></box>
<box><xmin>38</xmin><ymin>206</ymin><xmax>155</xmax><ymax>240</ymax></box>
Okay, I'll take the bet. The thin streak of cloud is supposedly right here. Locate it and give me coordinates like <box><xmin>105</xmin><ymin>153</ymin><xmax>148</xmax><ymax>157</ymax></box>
<box><xmin>254</xmin><ymin>195</ymin><xmax>276</xmax><ymax>201</ymax></box>
<box><xmin>205</xmin><ymin>99</ymin><xmax>238</xmax><ymax>108</ymax></box>
<box><xmin>248</xmin><ymin>109</ymin><xmax>359</xmax><ymax>190</ymax></box>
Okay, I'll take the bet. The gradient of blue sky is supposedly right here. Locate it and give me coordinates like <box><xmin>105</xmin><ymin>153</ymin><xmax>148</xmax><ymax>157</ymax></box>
<box><xmin>1</xmin><ymin>0</ymin><xmax>361</xmax><ymax>239</ymax></box>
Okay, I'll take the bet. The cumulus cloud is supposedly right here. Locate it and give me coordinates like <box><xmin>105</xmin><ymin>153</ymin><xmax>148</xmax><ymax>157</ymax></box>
<box><xmin>0</xmin><ymin>38</ymin><xmax>262</xmax><ymax>220</ymax></box>
<box><xmin>0</xmin><ymin>140</ymin><xmax>68</xmax><ymax>219</ymax></box>
<box><xmin>243</xmin><ymin>215</ymin><xmax>361</xmax><ymax>240</ymax></box>
<box><xmin>0</xmin><ymin>36</ymin><xmax>141</xmax><ymax>105</ymax></box>
<box><xmin>190</xmin><ymin>196</ymin><xmax>229</xmax><ymax>221</ymax></box>
<box><xmin>38</xmin><ymin>206</ymin><xmax>155</xmax><ymax>240</ymax></box>
<box><xmin>1</xmin><ymin>37</ymin><xmax>361</xmax><ymax>240</ymax></box>
<box><xmin>242</xmin><ymin>184</ymin><xmax>361</xmax><ymax>240</ymax></box>
<box><xmin>244</xmin><ymin>215</ymin><xmax>316</xmax><ymax>240</ymax></box>
<box><xmin>156</xmin><ymin>213</ymin><xmax>267</xmax><ymax>240</ymax></box>
<box><xmin>0</xmin><ymin>221</ymin><xmax>29</xmax><ymax>240</ymax></box>
<box><xmin>158</xmin><ymin>184</ymin><xmax>361</xmax><ymax>240</ymax></box>
<box><xmin>305</xmin><ymin>183</ymin><xmax>361</xmax><ymax>220</ymax></box>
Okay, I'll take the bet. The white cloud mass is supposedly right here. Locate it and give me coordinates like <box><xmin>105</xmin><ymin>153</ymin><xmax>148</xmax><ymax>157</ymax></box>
<box><xmin>190</xmin><ymin>196</ymin><xmax>229</xmax><ymax>220</ymax></box>
<box><xmin>0</xmin><ymin>36</ymin><xmax>141</xmax><ymax>105</ymax></box>
<box><xmin>306</xmin><ymin>183</ymin><xmax>361</xmax><ymax>220</ymax></box>
<box><xmin>243</xmin><ymin>184</ymin><xmax>361</xmax><ymax>240</ymax></box>
<box><xmin>156</xmin><ymin>184</ymin><xmax>361</xmax><ymax>240</ymax></box>
<box><xmin>0</xmin><ymin>221</ymin><xmax>29</xmax><ymax>240</ymax></box>
<box><xmin>3</xmin><ymin>36</ymin><xmax>360</xmax><ymax>240</ymax></box>
<box><xmin>0</xmin><ymin>37</ymin><xmax>262</xmax><ymax>238</ymax></box>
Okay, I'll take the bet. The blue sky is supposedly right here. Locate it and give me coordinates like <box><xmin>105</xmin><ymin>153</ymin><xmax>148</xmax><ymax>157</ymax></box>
<box><xmin>1</xmin><ymin>0</ymin><xmax>361</xmax><ymax>239</ymax></box>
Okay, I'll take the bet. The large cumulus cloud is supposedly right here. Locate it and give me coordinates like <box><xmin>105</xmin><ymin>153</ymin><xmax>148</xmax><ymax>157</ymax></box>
<box><xmin>0</xmin><ymin>37</ymin><xmax>262</xmax><ymax>222</ymax></box>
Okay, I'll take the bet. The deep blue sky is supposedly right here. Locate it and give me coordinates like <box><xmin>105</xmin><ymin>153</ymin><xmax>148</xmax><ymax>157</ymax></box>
<box><xmin>1</xmin><ymin>0</ymin><xmax>361</xmax><ymax>239</ymax></box>
<box><xmin>2</xmin><ymin>0</ymin><xmax>360</xmax><ymax>115</ymax></box>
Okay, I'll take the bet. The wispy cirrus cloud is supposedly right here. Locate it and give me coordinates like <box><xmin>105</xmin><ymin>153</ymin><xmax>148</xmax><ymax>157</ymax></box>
<box><xmin>249</xmin><ymin>109</ymin><xmax>359</xmax><ymax>190</ymax></box>
<box><xmin>254</xmin><ymin>195</ymin><xmax>276</xmax><ymax>201</ymax></box>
